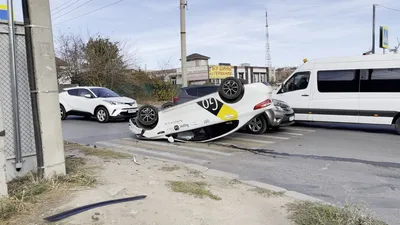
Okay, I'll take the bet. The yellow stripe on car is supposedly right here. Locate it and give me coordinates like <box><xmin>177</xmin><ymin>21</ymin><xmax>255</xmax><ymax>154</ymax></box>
<box><xmin>217</xmin><ymin>104</ymin><xmax>238</xmax><ymax>121</ymax></box>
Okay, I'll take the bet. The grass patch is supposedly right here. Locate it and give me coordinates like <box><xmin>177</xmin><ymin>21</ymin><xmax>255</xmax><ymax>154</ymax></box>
<box><xmin>250</xmin><ymin>187</ymin><xmax>285</xmax><ymax>198</ymax></box>
<box><xmin>287</xmin><ymin>201</ymin><xmax>388</xmax><ymax>225</ymax></box>
<box><xmin>64</xmin><ymin>141</ymin><xmax>131</xmax><ymax>159</ymax></box>
<box><xmin>160</xmin><ymin>165</ymin><xmax>180</xmax><ymax>172</ymax></box>
<box><xmin>187</xmin><ymin>169</ymin><xmax>202</xmax><ymax>177</ymax></box>
<box><xmin>167</xmin><ymin>181</ymin><xmax>221</xmax><ymax>200</ymax></box>
<box><xmin>0</xmin><ymin>156</ymin><xmax>96</xmax><ymax>221</ymax></box>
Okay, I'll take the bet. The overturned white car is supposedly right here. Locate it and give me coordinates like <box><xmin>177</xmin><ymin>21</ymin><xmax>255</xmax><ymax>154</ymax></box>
<box><xmin>129</xmin><ymin>77</ymin><xmax>274</xmax><ymax>142</ymax></box>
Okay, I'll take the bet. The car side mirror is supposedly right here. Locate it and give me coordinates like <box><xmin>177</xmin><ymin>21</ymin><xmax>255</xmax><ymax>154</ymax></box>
<box><xmin>84</xmin><ymin>94</ymin><xmax>92</xmax><ymax>98</ymax></box>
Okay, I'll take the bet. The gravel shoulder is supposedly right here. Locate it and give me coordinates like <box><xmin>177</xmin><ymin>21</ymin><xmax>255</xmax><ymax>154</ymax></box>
<box><xmin>55</xmin><ymin>152</ymin><xmax>294</xmax><ymax>225</ymax></box>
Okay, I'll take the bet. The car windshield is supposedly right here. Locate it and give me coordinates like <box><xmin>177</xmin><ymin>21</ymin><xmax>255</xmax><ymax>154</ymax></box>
<box><xmin>90</xmin><ymin>88</ymin><xmax>120</xmax><ymax>98</ymax></box>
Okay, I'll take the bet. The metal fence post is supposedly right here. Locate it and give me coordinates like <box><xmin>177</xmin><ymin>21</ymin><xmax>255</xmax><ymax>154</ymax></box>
<box><xmin>0</xmin><ymin>98</ymin><xmax>7</xmax><ymax>196</ymax></box>
<box><xmin>7</xmin><ymin>0</ymin><xmax>22</xmax><ymax>170</ymax></box>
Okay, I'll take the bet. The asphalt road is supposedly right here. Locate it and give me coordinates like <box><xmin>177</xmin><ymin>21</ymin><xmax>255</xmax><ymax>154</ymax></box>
<box><xmin>62</xmin><ymin>117</ymin><xmax>400</xmax><ymax>224</ymax></box>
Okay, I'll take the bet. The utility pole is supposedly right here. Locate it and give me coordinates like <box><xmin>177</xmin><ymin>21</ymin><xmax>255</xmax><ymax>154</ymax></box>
<box><xmin>7</xmin><ymin>0</ymin><xmax>23</xmax><ymax>170</ymax></box>
<box><xmin>22</xmin><ymin>0</ymin><xmax>65</xmax><ymax>177</ymax></box>
<box><xmin>372</xmin><ymin>4</ymin><xmax>377</xmax><ymax>54</ymax></box>
<box><xmin>180</xmin><ymin>0</ymin><xmax>188</xmax><ymax>87</ymax></box>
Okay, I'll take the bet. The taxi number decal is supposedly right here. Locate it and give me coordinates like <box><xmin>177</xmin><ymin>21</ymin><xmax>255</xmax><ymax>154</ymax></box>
<box><xmin>197</xmin><ymin>97</ymin><xmax>223</xmax><ymax>116</ymax></box>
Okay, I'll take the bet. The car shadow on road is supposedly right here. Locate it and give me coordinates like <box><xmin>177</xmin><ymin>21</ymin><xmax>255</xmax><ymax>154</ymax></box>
<box><xmin>294</xmin><ymin>122</ymin><xmax>397</xmax><ymax>135</ymax></box>
<box><xmin>65</xmin><ymin>116</ymin><xmax>130</xmax><ymax>123</ymax></box>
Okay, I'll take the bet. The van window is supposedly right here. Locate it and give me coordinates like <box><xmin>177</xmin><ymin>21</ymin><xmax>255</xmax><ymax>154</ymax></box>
<box><xmin>317</xmin><ymin>70</ymin><xmax>358</xmax><ymax>92</ymax></box>
<box><xmin>360</xmin><ymin>68</ymin><xmax>400</xmax><ymax>92</ymax></box>
<box><xmin>282</xmin><ymin>72</ymin><xmax>310</xmax><ymax>93</ymax></box>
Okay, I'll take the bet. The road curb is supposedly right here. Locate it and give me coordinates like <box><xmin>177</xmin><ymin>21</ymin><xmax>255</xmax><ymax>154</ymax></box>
<box><xmin>239</xmin><ymin>180</ymin><xmax>324</xmax><ymax>203</ymax></box>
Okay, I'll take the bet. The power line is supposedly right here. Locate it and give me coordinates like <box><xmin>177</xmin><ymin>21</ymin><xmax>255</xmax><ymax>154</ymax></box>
<box><xmin>52</xmin><ymin>0</ymin><xmax>80</xmax><ymax>15</ymax></box>
<box><xmin>51</xmin><ymin>0</ymin><xmax>79</xmax><ymax>12</ymax></box>
<box><xmin>376</xmin><ymin>4</ymin><xmax>400</xmax><ymax>12</ymax></box>
<box><xmin>52</xmin><ymin>0</ymin><xmax>94</xmax><ymax>20</ymax></box>
<box><xmin>53</xmin><ymin>0</ymin><xmax>123</xmax><ymax>26</ymax></box>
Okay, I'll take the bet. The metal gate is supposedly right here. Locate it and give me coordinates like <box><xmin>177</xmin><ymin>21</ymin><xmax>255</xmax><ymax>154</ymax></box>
<box><xmin>0</xmin><ymin>21</ymin><xmax>37</xmax><ymax>180</ymax></box>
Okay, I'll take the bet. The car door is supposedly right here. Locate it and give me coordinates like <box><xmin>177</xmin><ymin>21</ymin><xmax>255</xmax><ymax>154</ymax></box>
<box><xmin>74</xmin><ymin>88</ymin><xmax>96</xmax><ymax>113</ymax></box>
<box><xmin>274</xmin><ymin>71</ymin><xmax>311</xmax><ymax>121</ymax></box>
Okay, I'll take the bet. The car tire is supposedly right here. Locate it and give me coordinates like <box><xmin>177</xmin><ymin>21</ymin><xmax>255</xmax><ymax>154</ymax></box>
<box><xmin>247</xmin><ymin>114</ymin><xmax>267</xmax><ymax>134</ymax></box>
<box><xmin>395</xmin><ymin>117</ymin><xmax>400</xmax><ymax>135</ymax></box>
<box><xmin>95</xmin><ymin>107</ymin><xmax>110</xmax><ymax>123</ymax></box>
<box><xmin>218</xmin><ymin>77</ymin><xmax>243</xmax><ymax>101</ymax></box>
<box><xmin>137</xmin><ymin>105</ymin><xmax>159</xmax><ymax>127</ymax></box>
<box><xmin>161</xmin><ymin>102</ymin><xmax>175</xmax><ymax>110</ymax></box>
<box><xmin>60</xmin><ymin>104</ymin><xmax>67</xmax><ymax>120</ymax></box>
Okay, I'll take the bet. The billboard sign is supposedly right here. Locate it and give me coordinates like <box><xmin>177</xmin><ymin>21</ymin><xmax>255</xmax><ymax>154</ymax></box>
<box><xmin>380</xmin><ymin>26</ymin><xmax>389</xmax><ymax>49</ymax></box>
<box><xmin>209</xmin><ymin>65</ymin><xmax>232</xmax><ymax>79</ymax></box>
<box><xmin>0</xmin><ymin>5</ymin><xmax>8</xmax><ymax>20</ymax></box>
<box><xmin>176</xmin><ymin>65</ymin><xmax>209</xmax><ymax>81</ymax></box>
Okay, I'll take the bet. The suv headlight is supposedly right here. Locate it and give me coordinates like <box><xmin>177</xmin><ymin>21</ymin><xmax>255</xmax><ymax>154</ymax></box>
<box><xmin>104</xmin><ymin>100</ymin><xmax>123</xmax><ymax>105</ymax></box>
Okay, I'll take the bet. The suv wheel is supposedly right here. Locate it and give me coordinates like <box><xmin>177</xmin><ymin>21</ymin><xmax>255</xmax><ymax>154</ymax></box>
<box><xmin>95</xmin><ymin>107</ymin><xmax>110</xmax><ymax>123</ymax></box>
<box><xmin>395</xmin><ymin>117</ymin><xmax>400</xmax><ymax>135</ymax></box>
<box><xmin>247</xmin><ymin>115</ymin><xmax>267</xmax><ymax>134</ymax></box>
<box><xmin>60</xmin><ymin>104</ymin><xmax>67</xmax><ymax>120</ymax></box>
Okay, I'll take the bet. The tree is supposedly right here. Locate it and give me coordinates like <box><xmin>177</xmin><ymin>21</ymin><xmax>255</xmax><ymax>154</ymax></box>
<box><xmin>55</xmin><ymin>33</ymin><xmax>85</xmax><ymax>84</ymax></box>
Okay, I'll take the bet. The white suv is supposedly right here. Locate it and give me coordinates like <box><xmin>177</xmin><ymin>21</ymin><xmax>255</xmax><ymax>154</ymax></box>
<box><xmin>59</xmin><ymin>86</ymin><xmax>138</xmax><ymax>123</ymax></box>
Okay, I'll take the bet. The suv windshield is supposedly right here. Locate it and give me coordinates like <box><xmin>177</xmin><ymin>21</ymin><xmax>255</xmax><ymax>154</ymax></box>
<box><xmin>90</xmin><ymin>88</ymin><xmax>120</xmax><ymax>98</ymax></box>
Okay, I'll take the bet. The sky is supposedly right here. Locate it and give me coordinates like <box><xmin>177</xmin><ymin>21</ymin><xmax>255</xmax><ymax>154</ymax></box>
<box><xmin>2</xmin><ymin>0</ymin><xmax>400</xmax><ymax>70</ymax></box>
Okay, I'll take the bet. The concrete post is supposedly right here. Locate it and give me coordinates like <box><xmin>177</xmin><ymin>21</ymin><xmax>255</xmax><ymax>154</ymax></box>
<box><xmin>24</xmin><ymin>0</ymin><xmax>65</xmax><ymax>177</ymax></box>
<box><xmin>0</xmin><ymin>99</ymin><xmax>8</xmax><ymax>196</ymax></box>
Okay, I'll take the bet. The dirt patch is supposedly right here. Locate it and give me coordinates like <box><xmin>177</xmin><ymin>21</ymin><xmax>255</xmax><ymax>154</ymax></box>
<box><xmin>39</xmin><ymin>146</ymin><xmax>295</xmax><ymax>225</ymax></box>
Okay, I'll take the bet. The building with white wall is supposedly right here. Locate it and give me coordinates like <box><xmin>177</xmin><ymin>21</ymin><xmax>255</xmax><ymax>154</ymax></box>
<box><xmin>151</xmin><ymin>53</ymin><xmax>274</xmax><ymax>86</ymax></box>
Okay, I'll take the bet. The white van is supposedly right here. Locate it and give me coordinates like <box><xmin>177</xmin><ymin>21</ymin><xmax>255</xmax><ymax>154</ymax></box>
<box><xmin>273</xmin><ymin>54</ymin><xmax>400</xmax><ymax>134</ymax></box>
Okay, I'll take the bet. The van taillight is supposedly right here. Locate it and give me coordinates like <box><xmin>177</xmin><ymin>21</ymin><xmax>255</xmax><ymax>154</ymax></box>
<box><xmin>173</xmin><ymin>97</ymin><xmax>179</xmax><ymax>103</ymax></box>
<box><xmin>254</xmin><ymin>99</ymin><xmax>272</xmax><ymax>110</ymax></box>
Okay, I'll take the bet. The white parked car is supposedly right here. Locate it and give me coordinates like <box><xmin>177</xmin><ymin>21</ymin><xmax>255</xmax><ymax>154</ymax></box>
<box><xmin>129</xmin><ymin>77</ymin><xmax>274</xmax><ymax>143</ymax></box>
<box><xmin>59</xmin><ymin>86</ymin><xmax>138</xmax><ymax>123</ymax></box>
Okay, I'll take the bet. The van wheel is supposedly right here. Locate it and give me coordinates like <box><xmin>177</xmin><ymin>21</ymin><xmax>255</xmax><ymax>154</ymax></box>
<box><xmin>219</xmin><ymin>77</ymin><xmax>243</xmax><ymax>101</ymax></box>
<box><xmin>137</xmin><ymin>105</ymin><xmax>159</xmax><ymax>127</ymax></box>
<box><xmin>247</xmin><ymin>115</ymin><xmax>267</xmax><ymax>134</ymax></box>
<box><xmin>395</xmin><ymin>117</ymin><xmax>400</xmax><ymax>135</ymax></box>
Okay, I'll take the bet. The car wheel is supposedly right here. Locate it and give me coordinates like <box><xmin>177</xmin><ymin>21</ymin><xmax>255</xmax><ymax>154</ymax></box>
<box><xmin>60</xmin><ymin>104</ymin><xmax>67</xmax><ymax>120</ymax></box>
<box><xmin>137</xmin><ymin>105</ymin><xmax>159</xmax><ymax>127</ymax></box>
<box><xmin>219</xmin><ymin>77</ymin><xmax>243</xmax><ymax>101</ymax></box>
<box><xmin>161</xmin><ymin>102</ymin><xmax>175</xmax><ymax>110</ymax></box>
<box><xmin>247</xmin><ymin>115</ymin><xmax>267</xmax><ymax>134</ymax></box>
<box><xmin>395</xmin><ymin>117</ymin><xmax>400</xmax><ymax>135</ymax></box>
<box><xmin>95</xmin><ymin>107</ymin><xmax>110</xmax><ymax>123</ymax></box>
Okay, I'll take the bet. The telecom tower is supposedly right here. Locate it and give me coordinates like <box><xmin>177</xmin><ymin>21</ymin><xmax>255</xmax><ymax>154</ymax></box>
<box><xmin>265</xmin><ymin>10</ymin><xmax>274</xmax><ymax>83</ymax></box>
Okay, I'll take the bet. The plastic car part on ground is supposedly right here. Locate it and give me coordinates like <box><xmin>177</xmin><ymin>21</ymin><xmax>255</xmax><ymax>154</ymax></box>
<box><xmin>129</xmin><ymin>77</ymin><xmax>275</xmax><ymax>143</ymax></box>
<box><xmin>43</xmin><ymin>195</ymin><xmax>147</xmax><ymax>222</ymax></box>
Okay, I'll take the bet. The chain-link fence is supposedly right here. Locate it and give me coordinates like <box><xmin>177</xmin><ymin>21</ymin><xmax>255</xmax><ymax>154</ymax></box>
<box><xmin>0</xmin><ymin>22</ymin><xmax>37</xmax><ymax>164</ymax></box>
